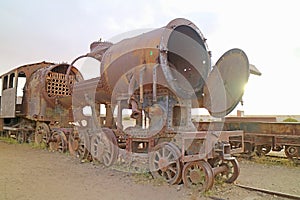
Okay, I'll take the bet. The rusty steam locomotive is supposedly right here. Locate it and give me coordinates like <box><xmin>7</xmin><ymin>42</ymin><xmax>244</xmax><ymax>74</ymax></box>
<box><xmin>1</xmin><ymin>18</ymin><xmax>298</xmax><ymax>191</ymax></box>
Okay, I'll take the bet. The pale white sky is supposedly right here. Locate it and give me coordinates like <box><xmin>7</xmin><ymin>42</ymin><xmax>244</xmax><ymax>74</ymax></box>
<box><xmin>0</xmin><ymin>0</ymin><xmax>300</xmax><ymax>115</ymax></box>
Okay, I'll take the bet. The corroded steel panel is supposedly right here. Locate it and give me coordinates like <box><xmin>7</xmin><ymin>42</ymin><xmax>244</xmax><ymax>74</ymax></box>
<box><xmin>0</xmin><ymin>118</ymin><xmax>3</xmax><ymax>131</ymax></box>
<box><xmin>1</xmin><ymin>88</ymin><xmax>16</xmax><ymax>118</ymax></box>
<box><xmin>203</xmin><ymin>49</ymin><xmax>250</xmax><ymax>118</ymax></box>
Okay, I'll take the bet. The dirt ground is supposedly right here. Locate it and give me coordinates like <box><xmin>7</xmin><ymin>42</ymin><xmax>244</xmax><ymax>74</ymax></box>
<box><xmin>0</xmin><ymin>140</ymin><xmax>299</xmax><ymax>200</ymax></box>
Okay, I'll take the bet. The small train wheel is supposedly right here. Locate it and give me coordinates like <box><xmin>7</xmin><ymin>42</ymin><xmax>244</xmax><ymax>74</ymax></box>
<box><xmin>149</xmin><ymin>142</ymin><xmax>182</xmax><ymax>185</ymax></box>
<box><xmin>285</xmin><ymin>145</ymin><xmax>300</xmax><ymax>159</ymax></box>
<box><xmin>34</xmin><ymin>122</ymin><xmax>50</xmax><ymax>147</ymax></box>
<box><xmin>49</xmin><ymin>131</ymin><xmax>68</xmax><ymax>153</ymax></box>
<box><xmin>255</xmin><ymin>145</ymin><xmax>271</xmax><ymax>156</ymax></box>
<box><xmin>182</xmin><ymin>161</ymin><xmax>214</xmax><ymax>191</ymax></box>
<box><xmin>220</xmin><ymin>158</ymin><xmax>240</xmax><ymax>183</ymax></box>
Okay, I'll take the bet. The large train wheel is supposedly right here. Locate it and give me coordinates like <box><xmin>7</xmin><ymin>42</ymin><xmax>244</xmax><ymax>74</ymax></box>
<box><xmin>49</xmin><ymin>131</ymin><xmax>68</xmax><ymax>153</ymax></box>
<box><xmin>182</xmin><ymin>161</ymin><xmax>214</xmax><ymax>191</ymax></box>
<box><xmin>149</xmin><ymin>142</ymin><xmax>182</xmax><ymax>185</ymax></box>
<box><xmin>34</xmin><ymin>122</ymin><xmax>50</xmax><ymax>147</ymax></box>
<box><xmin>91</xmin><ymin>129</ymin><xmax>118</xmax><ymax>167</ymax></box>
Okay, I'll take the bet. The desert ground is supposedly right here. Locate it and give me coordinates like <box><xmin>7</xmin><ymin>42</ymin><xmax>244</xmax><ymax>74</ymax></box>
<box><xmin>0</xmin><ymin>140</ymin><xmax>299</xmax><ymax>200</ymax></box>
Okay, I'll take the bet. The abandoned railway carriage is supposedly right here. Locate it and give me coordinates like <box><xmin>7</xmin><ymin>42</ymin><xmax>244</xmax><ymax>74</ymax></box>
<box><xmin>0</xmin><ymin>61</ymin><xmax>84</xmax><ymax>151</ymax></box>
<box><xmin>2</xmin><ymin>18</ymin><xmax>298</xmax><ymax>192</ymax></box>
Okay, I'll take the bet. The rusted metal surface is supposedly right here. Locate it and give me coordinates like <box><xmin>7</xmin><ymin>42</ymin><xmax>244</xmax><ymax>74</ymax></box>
<box><xmin>71</xmin><ymin>18</ymin><xmax>211</xmax><ymax>105</ymax></box>
<box><xmin>225</xmin><ymin>116</ymin><xmax>277</xmax><ymax>122</ymax></box>
<box><xmin>1</xmin><ymin>88</ymin><xmax>16</xmax><ymax>117</ymax></box>
<box><xmin>182</xmin><ymin>160</ymin><xmax>214</xmax><ymax>191</ymax></box>
<box><xmin>203</xmin><ymin>49</ymin><xmax>250</xmax><ymax>117</ymax></box>
<box><xmin>0</xmin><ymin>62</ymin><xmax>83</xmax><ymax>124</ymax></box>
<box><xmin>0</xmin><ymin>118</ymin><xmax>3</xmax><ymax>132</ymax></box>
<box><xmin>195</xmin><ymin>121</ymin><xmax>300</xmax><ymax>161</ymax></box>
<box><xmin>0</xmin><ymin>61</ymin><xmax>54</xmax><ymax>82</ymax></box>
<box><xmin>0</xmin><ymin>62</ymin><xmax>54</xmax><ymax>118</ymax></box>
<box><xmin>25</xmin><ymin>63</ymin><xmax>83</xmax><ymax>124</ymax></box>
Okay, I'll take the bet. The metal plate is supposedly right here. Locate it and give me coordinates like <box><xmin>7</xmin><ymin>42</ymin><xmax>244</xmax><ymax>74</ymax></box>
<box><xmin>1</xmin><ymin>88</ymin><xmax>16</xmax><ymax>118</ymax></box>
<box><xmin>203</xmin><ymin>48</ymin><xmax>249</xmax><ymax>117</ymax></box>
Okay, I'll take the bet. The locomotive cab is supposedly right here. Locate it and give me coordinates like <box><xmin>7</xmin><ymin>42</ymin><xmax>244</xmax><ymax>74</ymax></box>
<box><xmin>0</xmin><ymin>62</ymin><xmax>54</xmax><ymax>121</ymax></box>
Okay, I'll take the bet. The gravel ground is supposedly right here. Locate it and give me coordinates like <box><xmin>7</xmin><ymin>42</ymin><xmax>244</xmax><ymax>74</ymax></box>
<box><xmin>0</xmin><ymin>140</ymin><xmax>299</xmax><ymax>200</ymax></box>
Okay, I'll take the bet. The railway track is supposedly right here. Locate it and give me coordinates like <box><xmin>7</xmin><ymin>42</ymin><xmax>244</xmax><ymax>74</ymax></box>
<box><xmin>235</xmin><ymin>184</ymin><xmax>300</xmax><ymax>200</ymax></box>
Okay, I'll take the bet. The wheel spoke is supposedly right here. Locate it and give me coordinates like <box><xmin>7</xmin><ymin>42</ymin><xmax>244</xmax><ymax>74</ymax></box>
<box><xmin>168</xmin><ymin>166</ymin><xmax>176</xmax><ymax>174</ymax></box>
<box><xmin>166</xmin><ymin>151</ymin><xmax>174</xmax><ymax>160</ymax></box>
<box><xmin>155</xmin><ymin>151</ymin><xmax>162</xmax><ymax>160</ymax></box>
<box><xmin>167</xmin><ymin>160</ymin><xmax>176</xmax><ymax>166</ymax></box>
<box><xmin>166</xmin><ymin>170</ymin><xmax>173</xmax><ymax>180</ymax></box>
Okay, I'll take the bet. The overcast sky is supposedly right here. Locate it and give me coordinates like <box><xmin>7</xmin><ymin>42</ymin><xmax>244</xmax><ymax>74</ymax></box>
<box><xmin>1</xmin><ymin>0</ymin><xmax>300</xmax><ymax>115</ymax></box>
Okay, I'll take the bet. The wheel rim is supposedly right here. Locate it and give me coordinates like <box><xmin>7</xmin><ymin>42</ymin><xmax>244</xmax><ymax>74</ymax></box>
<box><xmin>101</xmin><ymin>129</ymin><xmax>118</xmax><ymax>167</ymax></box>
<box><xmin>182</xmin><ymin>161</ymin><xmax>214</xmax><ymax>191</ymax></box>
<box><xmin>101</xmin><ymin>133</ymin><xmax>114</xmax><ymax>166</ymax></box>
<box><xmin>90</xmin><ymin>134</ymin><xmax>103</xmax><ymax>162</ymax></box>
<box><xmin>77</xmin><ymin>132</ymin><xmax>90</xmax><ymax>160</ymax></box>
<box><xmin>34</xmin><ymin>123</ymin><xmax>50</xmax><ymax>146</ymax></box>
<box><xmin>68</xmin><ymin>131</ymin><xmax>79</xmax><ymax>156</ymax></box>
<box><xmin>149</xmin><ymin>142</ymin><xmax>182</xmax><ymax>185</ymax></box>
<box><xmin>285</xmin><ymin>146</ymin><xmax>299</xmax><ymax>158</ymax></box>
<box><xmin>220</xmin><ymin>158</ymin><xmax>240</xmax><ymax>183</ymax></box>
<box><xmin>49</xmin><ymin>131</ymin><xmax>67</xmax><ymax>153</ymax></box>
<box><xmin>256</xmin><ymin>145</ymin><xmax>271</xmax><ymax>156</ymax></box>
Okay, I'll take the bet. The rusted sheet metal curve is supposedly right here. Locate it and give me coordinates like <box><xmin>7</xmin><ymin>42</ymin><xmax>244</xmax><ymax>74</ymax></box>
<box><xmin>0</xmin><ymin>61</ymin><xmax>54</xmax><ymax>81</ymax></box>
<box><xmin>97</xmin><ymin>18</ymin><xmax>211</xmax><ymax>101</ymax></box>
<box><xmin>29</xmin><ymin>63</ymin><xmax>83</xmax><ymax>106</ymax></box>
<box><xmin>26</xmin><ymin>63</ymin><xmax>83</xmax><ymax>121</ymax></box>
<box><xmin>203</xmin><ymin>49</ymin><xmax>250</xmax><ymax>117</ymax></box>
